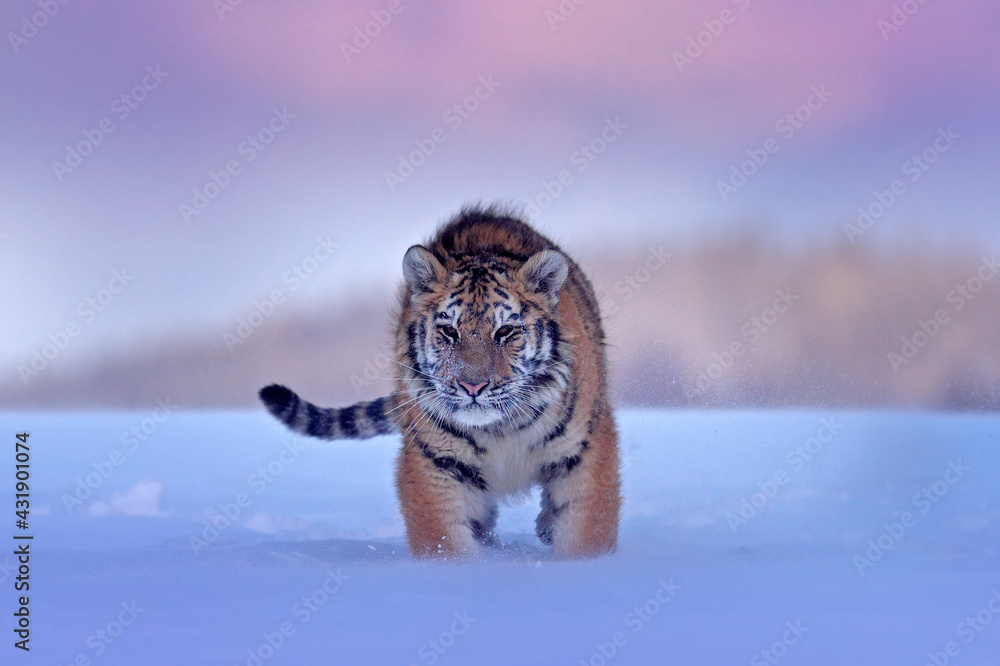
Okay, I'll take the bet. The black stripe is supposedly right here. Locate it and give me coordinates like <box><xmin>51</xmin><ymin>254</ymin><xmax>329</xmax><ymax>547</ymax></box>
<box><xmin>449</xmin><ymin>458</ymin><xmax>487</xmax><ymax>490</ymax></box>
<box><xmin>338</xmin><ymin>405</ymin><xmax>359</xmax><ymax>438</ymax></box>
<box><xmin>546</xmin><ymin>320</ymin><xmax>561</xmax><ymax>362</ymax></box>
<box><xmin>541</xmin><ymin>381</ymin><xmax>578</xmax><ymax>445</ymax></box>
<box><xmin>539</xmin><ymin>455</ymin><xmax>580</xmax><ymax>483</ymax></box>
<box><xmin>530</xmin><ymin>372</ymin><xmax>556</xmax><ymax>389</ymax></box>
<box><xmin>306</xmin><ymin>403</ymin><xmax>329</xmax><ymax>438</ymax></box>
<box><xmin>586</xmin><ymin>402</ymin><xmax>603</xmax><ymax>436</ymax></box>
<box><xmin>406</xmin><ymin>322</ymin><xmax>421</xmax><ymax>371</ymax></box>
<box><xmin>468</xmin><ymin>265</ymin><xmax>490</xmax><ymax>285</ymax></box>
<box><xmin>493</xmin><ymin>287</ymin><xmax>510</xmax><ymax>300</ymax></box>
<box><xmin>538</xmin><ymin>440</ymin><xmax>588</xmax><ymax>483</ymax></box>
<box><xmin>516</xmin><ymin>404</ymin><xmax>546</xmax><ymax>431</ymax></box>
<box><xmin>415</xmin><ymin>438</ymin><xmax>487</xmax><ymax>491</ymax></box>
<box><xmin>366</xmin><ymin>397</ymin><xmax>390</xmax><ymax>434</ymax></box>
<box><xmin>439</xmin><ymin>421</ymin><xmax>486</xmax><ymax>455</ymax></box>
<box><xmin>536</xmin><ymin>490</ymin><xmax>565</xmax><ymax>545</ymax></box>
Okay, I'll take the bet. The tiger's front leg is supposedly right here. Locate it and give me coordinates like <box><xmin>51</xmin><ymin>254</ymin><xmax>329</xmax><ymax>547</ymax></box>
<box><xmin>536</xmin><ymin>467</ymin><xmax>620</xmax><ymax>557</ymax></box>
<box><xmin>395</xmin><ymin>436</ymin><xmax>493</xmax><ymax>558</ymax></box>
<box><xmin>536</xmin><ymin>424</ymin><xmax>621</xmax><ymax>557</ymax></box>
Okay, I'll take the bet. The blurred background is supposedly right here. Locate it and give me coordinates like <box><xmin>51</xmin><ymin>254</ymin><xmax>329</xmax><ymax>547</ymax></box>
<box><xmin>2</xmin><ymin>0</ymin><xmax>998</xmax><ymax>411</ymax></box>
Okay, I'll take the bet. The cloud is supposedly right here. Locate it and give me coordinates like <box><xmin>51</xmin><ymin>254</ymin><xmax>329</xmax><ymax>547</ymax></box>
<box><xmin>244</xmin><ymin>511</ymin><xmax>279</xmax><ymax>535</ymax></box>
<box><xmin>244</xmin><ymin>511</ymin><xmax>310</xmax><ymax>535</ymax></box>
<box><xmin>89</xmin><ymin>478</ymin><xmax>169</xmax><ymax>517</ymax></box>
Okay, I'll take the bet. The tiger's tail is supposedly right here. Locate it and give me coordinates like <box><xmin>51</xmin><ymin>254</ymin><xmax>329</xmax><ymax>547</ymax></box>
<box><xmin>258</xmin><ymin>384</ymin><xmax>403</xmax><ymax>439</ymax></box>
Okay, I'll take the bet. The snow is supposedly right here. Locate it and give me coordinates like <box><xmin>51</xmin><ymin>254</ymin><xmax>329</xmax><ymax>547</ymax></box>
<box><xmin>2</xmin><ymin>409</ymin><xmax>998</xmax><ymax>665</ymax></box>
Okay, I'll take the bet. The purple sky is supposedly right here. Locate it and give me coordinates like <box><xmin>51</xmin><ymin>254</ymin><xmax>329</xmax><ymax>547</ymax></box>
<box><xmin>2</xmin><ymin>0</ymin><xmax>999</xmax><ymax>380</ymax></box>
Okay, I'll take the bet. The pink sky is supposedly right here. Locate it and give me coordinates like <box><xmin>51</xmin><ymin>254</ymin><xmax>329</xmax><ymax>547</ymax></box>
<box><xmin>196</xmin><ymin>0</ymin><xmax>1000</xmax><ymax>145</ymax></box>
<box><xmin>2</xmin><ymin>0</ymin><xmax>998</xmax><ymax>376</ymax></box>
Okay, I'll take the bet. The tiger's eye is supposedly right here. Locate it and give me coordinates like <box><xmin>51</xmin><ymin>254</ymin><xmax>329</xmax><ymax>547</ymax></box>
<box><xmin>437</xmin><ymin>324</ymin><xmax>459</xmax><ymax>343</ymax></box>
<box><xmin>494</xmin><ymin>325</ymin><xmax>517</xmax><ymax>343</ymax></box>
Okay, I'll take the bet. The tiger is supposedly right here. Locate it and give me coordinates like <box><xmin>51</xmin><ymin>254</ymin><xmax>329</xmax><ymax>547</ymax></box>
<box><xmin>259</xmin><ymin>205</ymin><xmax>620</xmax><ymax>558</ymax></box>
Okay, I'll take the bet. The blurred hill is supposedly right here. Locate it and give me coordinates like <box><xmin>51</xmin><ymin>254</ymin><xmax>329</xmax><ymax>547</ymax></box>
<box><xmin>3</xmin><ymin>239</ymin><xmax>998</xmax><ymax>410</ymax></box>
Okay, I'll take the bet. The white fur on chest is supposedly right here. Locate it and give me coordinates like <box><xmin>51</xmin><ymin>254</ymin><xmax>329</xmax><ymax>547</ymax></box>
<box><xmin>474</xmin><ymin>417</ymin><xmax>587</xmax><ymax>501</ymax></box>
<box><xmin>479</xmin><ymin>438</ymin><xmax>536</xmax><ymax>500</ymax></box>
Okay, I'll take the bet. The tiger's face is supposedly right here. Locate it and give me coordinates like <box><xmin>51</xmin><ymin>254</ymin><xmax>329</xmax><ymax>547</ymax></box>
<box><xmin>402</xmin><ymin>246</ymin><xmax>571</xmax><ymax>429</ymax></box>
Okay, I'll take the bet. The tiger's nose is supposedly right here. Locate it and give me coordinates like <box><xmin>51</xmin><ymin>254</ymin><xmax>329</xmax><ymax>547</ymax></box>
<box><xmin>459</xmin><ymin>381</ymin><xmax>488</xmax><ymax>397</ymax></box>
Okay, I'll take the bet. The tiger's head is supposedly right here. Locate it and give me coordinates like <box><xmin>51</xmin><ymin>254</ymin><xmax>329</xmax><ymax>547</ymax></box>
<box><xmin>400</xmin><ymin>245</ymin><xmax>571</xmax><ymax>429</ymax></box>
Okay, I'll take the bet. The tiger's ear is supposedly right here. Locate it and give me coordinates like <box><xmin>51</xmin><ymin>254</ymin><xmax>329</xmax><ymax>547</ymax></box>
<box><xmin>403</xmin><ymin>245</ymin><xmax>446</xmax><ymax>295</ymax></box>
<box><xmin>518</xmin><ymin>249</ymin><xmax>569</xmax><ymax>305</ymax></box>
